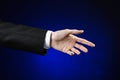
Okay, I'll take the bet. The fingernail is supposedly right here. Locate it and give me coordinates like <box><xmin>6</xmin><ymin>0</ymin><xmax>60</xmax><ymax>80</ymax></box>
<box><xmin>80</xmin><ymin>30</ymin><xmax>84</xmax><ymax>32</ymax></box>
<box><xmin>92</xmin><ymin>44</ymin><xmax>95</xmax><ymax>47</ymax></box>
<box><xmin>77</xmin><ymin>52</ymin><xmax>80</xmax><ymax>55</ymax></box>
<box><xmin>85</xmin><ymin>49</ymin><xmax>88</xmax><ymax>53</ymax></box>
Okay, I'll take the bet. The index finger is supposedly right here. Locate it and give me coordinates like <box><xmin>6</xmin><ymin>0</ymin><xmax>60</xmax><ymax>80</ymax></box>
<box><xmin>70</xmin><ymin>35</ymin><xmax>95</xmax><ymax>47</ymax></box>
<box><xmin>77</xmin><ymin>37</ymin><xmax>95</xmax><ymax>47</ymax></box>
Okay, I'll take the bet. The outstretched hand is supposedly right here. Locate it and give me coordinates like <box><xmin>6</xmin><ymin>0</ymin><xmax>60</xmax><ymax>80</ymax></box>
<box><xmin>51</xmin><ymin>29</ymin><xmax>95</xmax><ymax>56</ymax></box>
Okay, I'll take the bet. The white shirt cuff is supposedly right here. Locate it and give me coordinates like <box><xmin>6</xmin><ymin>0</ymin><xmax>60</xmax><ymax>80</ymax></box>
<box><xmin>44</xmin><ymin>30</ymin><xmax>53</xmax><ymax>49</ymax></box>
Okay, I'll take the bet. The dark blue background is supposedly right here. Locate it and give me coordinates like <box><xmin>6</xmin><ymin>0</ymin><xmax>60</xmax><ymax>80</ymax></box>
<box><xmin>0</xmin><ymin>0</ymin><xmax>119</xmax><ymax>80</ymax></box>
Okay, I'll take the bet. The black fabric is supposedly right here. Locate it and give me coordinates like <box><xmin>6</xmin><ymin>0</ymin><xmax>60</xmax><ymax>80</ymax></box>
<box><xmin>0</xmin><ymin>21</ymin><xmax>47</xmax><ymax>55</ymax></box>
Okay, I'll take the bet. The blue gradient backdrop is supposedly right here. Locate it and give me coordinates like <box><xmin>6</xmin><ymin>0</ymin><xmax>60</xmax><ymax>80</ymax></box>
<box><xmin>0</xmin><ymin>0</ymin><xmax>114</xmax><ymax>80</ymax></box>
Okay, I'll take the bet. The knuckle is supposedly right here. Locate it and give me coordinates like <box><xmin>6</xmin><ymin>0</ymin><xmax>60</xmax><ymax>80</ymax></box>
<box><xmin>65</xmin><ymin>29</ymin><xmax>70</xmax><ymax>31</ymax></box>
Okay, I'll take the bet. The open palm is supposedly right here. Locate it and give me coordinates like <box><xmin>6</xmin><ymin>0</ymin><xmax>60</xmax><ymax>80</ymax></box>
<box><xmin>51</xmin><ymin>29</ymin><xmax>95</xmax><ymax>56</ymax></box>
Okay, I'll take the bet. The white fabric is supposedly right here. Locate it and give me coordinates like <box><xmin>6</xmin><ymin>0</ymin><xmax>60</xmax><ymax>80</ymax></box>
<box><xmin>44</xmin><ymin>30</ymin><xmax>53</xmax><ymax>49</ymax></box>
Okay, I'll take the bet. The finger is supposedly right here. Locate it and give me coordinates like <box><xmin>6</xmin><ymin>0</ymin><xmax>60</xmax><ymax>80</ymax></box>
<box><xmin>70</xmin><ymin>35</ymin><xmax>95</xmax><ymax>47</ymax></box>
<box><xmin>75</xmin><ymin>44</ymin><xmax>88</xmax><ymax>53</ymax></box>
<box><xmin>71</xmin><ymin>48</ymin><xmax>80</xmax><ymax>55</ymax></box>
<box><xmin>73</xmin><ymin>36</ymin><xmax>95</xmax><ymax>47</ymax></box>
<box><xmin>66</xmin><ymin>50</ymin><xmax>75</xmax><ymax>56</ymax></box>
<box><xmin>77</xmin><ymin>38</ymin><xmax>95</xmax><ymax>47</ymax></box>
<box><xmin>67</xmin><ymin>29</ymin><xmax>84</xmax><ymax>34</ymax></box>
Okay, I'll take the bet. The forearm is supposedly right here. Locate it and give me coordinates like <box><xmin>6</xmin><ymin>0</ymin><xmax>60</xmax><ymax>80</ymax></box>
<box><xmin>0</xmin><ymin>22</ymin><xmax>47</xmax><ymax>55</ymax></box>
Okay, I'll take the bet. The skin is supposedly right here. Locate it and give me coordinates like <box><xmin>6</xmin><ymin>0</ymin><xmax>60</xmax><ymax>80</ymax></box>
<box><xmin>51</xmin><ymin>29</ymin><xmax>95</xmax><ymax>56</ymax></box>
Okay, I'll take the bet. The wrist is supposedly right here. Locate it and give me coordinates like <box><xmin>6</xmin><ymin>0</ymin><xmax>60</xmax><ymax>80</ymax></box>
<box><xmin>51</xmin><ymin>32</ymin><xmax>56</xmax><ymax>48</ymax></box>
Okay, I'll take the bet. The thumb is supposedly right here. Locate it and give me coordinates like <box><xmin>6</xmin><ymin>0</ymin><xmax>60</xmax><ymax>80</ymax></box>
<box><xmin>68</xmin><ymin>29</ymin><xmax>84</xmax><ymax>34</ymax></box>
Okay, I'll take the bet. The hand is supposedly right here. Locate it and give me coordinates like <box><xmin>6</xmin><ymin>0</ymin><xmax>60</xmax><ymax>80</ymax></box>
<box><xmin>51</xmin><ymin>29</ymin><xmax>95</xmax><ymax>56</ymax></box>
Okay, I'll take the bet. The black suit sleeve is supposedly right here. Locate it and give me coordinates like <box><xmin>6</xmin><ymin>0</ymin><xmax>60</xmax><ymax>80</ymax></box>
<box><xmin>0</xmin><ymin>21</ymin><xmax>48</xmax><ymax>55</ymax></box>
